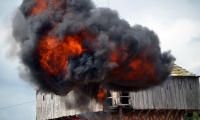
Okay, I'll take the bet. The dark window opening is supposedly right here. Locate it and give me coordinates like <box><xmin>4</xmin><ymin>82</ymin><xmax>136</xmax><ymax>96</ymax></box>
<box><xmin>106</xmin><ymin>91</ymin><xmax>112</xmax><ymax>106</ymax></box>
<box><xmin>121</xmin><ymin>92</ymin><xmax>129</xmax><ymax>104</ymax></box>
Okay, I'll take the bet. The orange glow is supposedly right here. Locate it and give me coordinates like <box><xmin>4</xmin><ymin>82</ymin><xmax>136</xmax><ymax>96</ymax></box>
<box><xmin>53</xmin><ymin>0</ymin><xmax>60</xmax><ymax>6</ymax></box>
<box><xmin>110</xmin><ymin>47</ymin><xmax>156</xmax><ymax>81</ymax></box>
<box><xmin>111</xmin><ymin>50</ymin><xmax>118</xmax><ymax>62</ymax></box>
<box><xmin>53</xmin><ymin>0</ymin><xmax>62</xmax><ymax>9</ymax></box>
<box><xmin>97</xmin><ymin>89</ymin><xmax>107</xmax><ymax>103</ymax></box>
<box><xmin>123</xmin><ymin>54</ymin><xmax>156</xmax><ymax>81</ymax></box>
<box><xmin>37</xmin><ymin>34</ymin><xmax>86</xmax><ymax>77</ymax></box>
<box><xmin>110</xmin><ymin>46</ymin><xmax>128</xmax><ymax>64</ymax></box>
<box><xmin>30</xmin><ymin>0</ymin><xmax>49</xmax><ymax>15</ymax></box>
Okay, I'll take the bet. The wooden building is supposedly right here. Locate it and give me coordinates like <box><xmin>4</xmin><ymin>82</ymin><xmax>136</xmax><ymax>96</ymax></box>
<box><xmin>36</xmin><ymin>64</ymin><xmax>200</xmax><ymax>120</ymax></box>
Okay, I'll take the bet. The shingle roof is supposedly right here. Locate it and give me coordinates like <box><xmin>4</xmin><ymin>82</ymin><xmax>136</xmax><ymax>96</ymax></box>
<box><xmin>171</xmin><ymin>64</ymin><xmax>197</xmax><ymax>77</ymax></box>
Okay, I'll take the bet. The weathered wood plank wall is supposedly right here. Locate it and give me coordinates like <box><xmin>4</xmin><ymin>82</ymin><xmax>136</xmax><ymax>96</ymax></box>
<box><xmin>36</xmin><ymin>91</ymin><xmax>103</xmax><ymax>120</ymax></box>
<box><xmin>130</xmin><ymin>77</ymin><xmax>200</xmax><ymax>110</ymax></box>
<box><xmin>36</xmin><ymin>77</ymin><xmax>199</xmax><ymax>120</ymax></box>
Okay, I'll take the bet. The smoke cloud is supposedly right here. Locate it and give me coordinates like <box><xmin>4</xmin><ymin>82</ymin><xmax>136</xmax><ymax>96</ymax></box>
<box><xmin>12</xmin><ymin>0</ymin><xmax>175</xmax><ymax>102</ymax></box>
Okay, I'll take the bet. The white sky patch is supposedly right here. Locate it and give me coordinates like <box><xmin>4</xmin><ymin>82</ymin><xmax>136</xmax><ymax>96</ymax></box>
<box><xmin>142</xmin><ymin>18</ymin><xmax>200</xmax><ymax>75</ymax></box>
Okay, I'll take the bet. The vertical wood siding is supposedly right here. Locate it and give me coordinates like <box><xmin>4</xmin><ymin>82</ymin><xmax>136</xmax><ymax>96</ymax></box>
<box><xmin>36</xmin><ymin>77</ymin><xmax>199</xmax><ymax>120</ymax></box>
<box><xmin>36</xmin><ymin>91</ymin><xmax>103</xmax><ymax>120</ymax></box>
<box><xmin>130</xmin><ymin>77</ymin><xmax>199</xmax><ymax>110</ymax></box>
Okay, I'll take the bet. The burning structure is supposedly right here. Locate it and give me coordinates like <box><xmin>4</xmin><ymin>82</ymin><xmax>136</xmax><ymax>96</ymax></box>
<box><xmin>36</xmin><ymin>64</ymin><xmax>200</xmax><ymax>120</ymax></box>
<box><xmin>11</xmin><ymin>0</ymin><xmax>199</xmax><ymax>119</ymax></box>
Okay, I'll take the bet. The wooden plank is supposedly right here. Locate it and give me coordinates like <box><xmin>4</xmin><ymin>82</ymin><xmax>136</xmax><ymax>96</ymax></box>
<box><xmin>197</xmin><ymin>78</ymin><xmax>200</xmax><ymax>110</ymax></box>
<box><xmin>193</xmin><ymin>78</ymin><xmax>198</xmax><ymax>110</ymax></box>
<box><xmin>36</xmin><ymin>91</ymin><xmax>38</xmax><ymax>120</ymax></box>
<box><xmin>195</xmin><ymin>78</ymin><xmax>200</xmax><ymax>110</ymax></box>
<box><xmin>65</xmin><ymin>91</ymin><xmax>75</xmax><ymax>116</ymax></box>
<box><xmin>146</xmin><ymin>87</ymin><xmax>154</xmax><ymax>109</ymax></box>
<box><xmin>164</xmin><ymin>79</ymin><xmax>171</xmax><ymax>109</ymax></box>
<box><xmin>152</xmin><ymin>86</ymin><xmax>162</xmax><ymax>109</ymax></box>
<box><xmin>189</xmin><ymin>79</ymin><xmax>193</xmax><ymax>109</ymax></box>
<box><xmin>44</xmin><ymin>93</ymin><xmax>47</xmax><ymax>119</ymax></box>
<box><xmin>57</xmin><ymin>95</ymin><xmax>61</xmax><ymax>118</ymax></box>
<box><xmin>39</xmin><ymin>92</ymin><xmax>42</xmax><ymax>120</ymax></box>
<box><xmin>190</xmin><ymin>79</ymin><xmax>196</xmax><ymax>109</ymax></box>
<box><xmin>142</xmin><ymin>90</ymin><xmax>148</xmax><ymax>109</ymax></box>
<box><xmin>194</xmin><ymin>78</ymin><xmax>200</xmax><ymax>110</ymax></box>
<box><xmin>49</xmin><ymin>93</ymin><xmax>53</xmax><ymax>119</ymax></box>
<box><xmin>46</xmin><ymin>93</ymin><xmax>49</xmax><ymax>119</ymax></box>
<box><xmin>130</xmin><ymin>92</ymin><xmax>134</xmax><ymax>108</ymax></box>
<box><xmin>52</xmin><ymin>94</ymin><xmax>56</xmax><ymax>118</ymax></box>
<box><xmin>185</xmin><ymin>78</ymin><xmax>190</xmax><ymax>109</ymax></box>
<box><xmin>53</xmin><ymin>94</ymin><xmax>60</xmax><ymax>118</ymax></box>
<box><xmin>131</xmin><ymin>92</ymin><xmax>137</xmax><ymax>109</ymax></box>
<box><xmin>36</xmin><ymin>90</ymin><xmax>41</xmax><ymax>120</ymax></box>
<box><xmin>169</xmin><ymin>77</ymin><xmax>176</xmax><ymax>109</ymax></box>
<box><xmin>178</xmin><ymin>78</ymin><xmax>184</xmax><ymax>109</ymax></box>
<box><xmin>190</xmin><ymin>79</ymin><xmax>194</xmax><ymax>109</ymax></box>
<box><xmin>60</xmin><ymin>96</ymin><xmax>66</xmax><ymax>117</ymax></box>
<box><xmin>42</xmin><ymin>93</ymin><xmax>46</xmax><ymax>120</ymax></box>
<box><xmin>160</xmin><ymin>80</ymin><xmax>167</xmax><ymax>109</ymax></box>
<box><xmin>50</xmin><ymin>93</ymin><xmax>54</xmax><ymax>120</ymax></box>
<box><xmin>158</xmin><ymin>84</ymin><xmax>163</xmax><ymax>109</ymax></box>
<box><xmin>139</xmin><ymin>90</ymin><xmax>144</xmax><ymax>109</ymax></box>
<box><xmin>181</xmin><ymin>77</ymin><xmax>187</xmax><ymax>109</ymax></box>
<box><xmin>152</xmin><ymin>86</ymin><xmax>157</xmax><ymax>109</ymax></box>
<box><xmin>173</xmin><ymin>77</ymin><xmax>181</xmax><ymax>109</ymax></box>
<box><xmin>135</xmin><ymin>91</ymin><xmax>140</xmax><ymax>109</ymax></box>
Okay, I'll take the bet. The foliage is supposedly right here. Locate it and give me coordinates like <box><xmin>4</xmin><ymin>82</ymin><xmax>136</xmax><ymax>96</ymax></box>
<box><xmin>185</xmin><ymin>112</ymin><xmax>200</xmax><ymax>120</ymax></box>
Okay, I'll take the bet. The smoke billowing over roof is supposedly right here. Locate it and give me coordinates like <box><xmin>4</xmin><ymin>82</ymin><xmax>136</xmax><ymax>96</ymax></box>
<box><xmin>12</xmin><ymin>0</ymin><xmax>175</xmax><ymax>102</ymax></box>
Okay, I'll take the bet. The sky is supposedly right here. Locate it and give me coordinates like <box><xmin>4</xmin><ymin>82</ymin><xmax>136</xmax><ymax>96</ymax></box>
<box><xmin>0</xmin><ymin>0</ymin><xmax>200</xmax><ymax>120</ymax></box>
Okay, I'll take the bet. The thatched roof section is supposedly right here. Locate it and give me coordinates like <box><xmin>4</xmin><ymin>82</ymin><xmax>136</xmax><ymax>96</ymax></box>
<box><xmin>171</xmin><ymin>64</ymin><xmax>197</xmax><ymax>77</ymax></box>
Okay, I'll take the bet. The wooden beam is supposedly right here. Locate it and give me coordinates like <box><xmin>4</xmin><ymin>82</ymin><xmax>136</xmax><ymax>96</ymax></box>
<box><xmin>182</xmin><ymin>110</ymin><xmax>187</xmax><ymax>120</ymax></box>
<box><xmin>165</xmin><ymin>110</ymin><xmax>172</xmax><ymax>120</ymax></box>
<box><xmin>173</xmin><ymin>110</ymin><xmax>179</xmax><ymax>120</ymax></box>
<box><xmin>137</xmin><ymin>110</ymin><xmax>143</xmax><ymax>120</ymax></box>
<box><xmin>144</xmin><ymin>110</ymin><xmax>151</xmax><ymax>120</ymax></box>
<box><xmin>119</xmin><ymin>107</ymin><xmax>124</xmax><ymax>120</ymax></box>
<box><xmin>127</xmin><ymin>110</ymin><xmax>135</xmax><ymax>120</ymax></box>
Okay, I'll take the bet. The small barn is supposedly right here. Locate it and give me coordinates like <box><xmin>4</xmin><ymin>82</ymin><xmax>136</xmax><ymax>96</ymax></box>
<box><xmin>36</xmin><ymin>64</ymin><xmax>200</xmax><ymax>120</ymax></box>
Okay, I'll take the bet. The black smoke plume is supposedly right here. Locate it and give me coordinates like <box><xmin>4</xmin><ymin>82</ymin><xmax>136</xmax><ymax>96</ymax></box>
<box><xmin>12</xmin><ymin>0</ymin><xmax>175</xmax><ymax>101</ymax></box>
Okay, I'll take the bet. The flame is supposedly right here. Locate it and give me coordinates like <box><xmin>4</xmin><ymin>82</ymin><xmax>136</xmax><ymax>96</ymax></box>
<box><xmin>111</xmin><ymin>46</ymin><xmax>128</xmax><ymax>64</ymax></box>
<box><xmin>110</xmin><ymin>47</ymin><xmax>156</xmax><ymax>81</ymax></box>
<box><xmin>30</xmin><ymin>0</ymin><xmax>49</xmax><ymax>15</ymax></box>
<box><xmin>97</xmin><ymin>89</ymin><xmax>107</xmax><ymax>103</ymax></box>
<box><xmin>37</xmin><ymin>34</ymin><xmax>86</xmax><ymax>77</ymax></box>
<box><xmin>123</xmin><ymin>54</ymin><xmax>156</xmax><ymax>81</ymax></box>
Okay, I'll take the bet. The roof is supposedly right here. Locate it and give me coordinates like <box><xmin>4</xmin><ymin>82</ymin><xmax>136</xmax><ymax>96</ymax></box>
<box><xmin>171</xmin><ymin>64</ymin><xmax>197</xmax><ymax>77</ymax></box>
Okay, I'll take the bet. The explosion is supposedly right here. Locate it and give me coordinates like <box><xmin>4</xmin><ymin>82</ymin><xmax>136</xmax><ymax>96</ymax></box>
<box><xmin>12</xmin><ymin>0</ymin><xmax>175</xmax><ymax>102</ymax></box>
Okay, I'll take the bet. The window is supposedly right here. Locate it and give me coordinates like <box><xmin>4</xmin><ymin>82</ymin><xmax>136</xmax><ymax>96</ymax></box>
<box><xmin>106</xmin><ymin>91</ymin><xmax>112</xmax><ymax>106</ymax></box>
<box><xmin>121</xmin><ymin>92</ymin><xmax>129</xmax><ymax>104</ymax></box>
